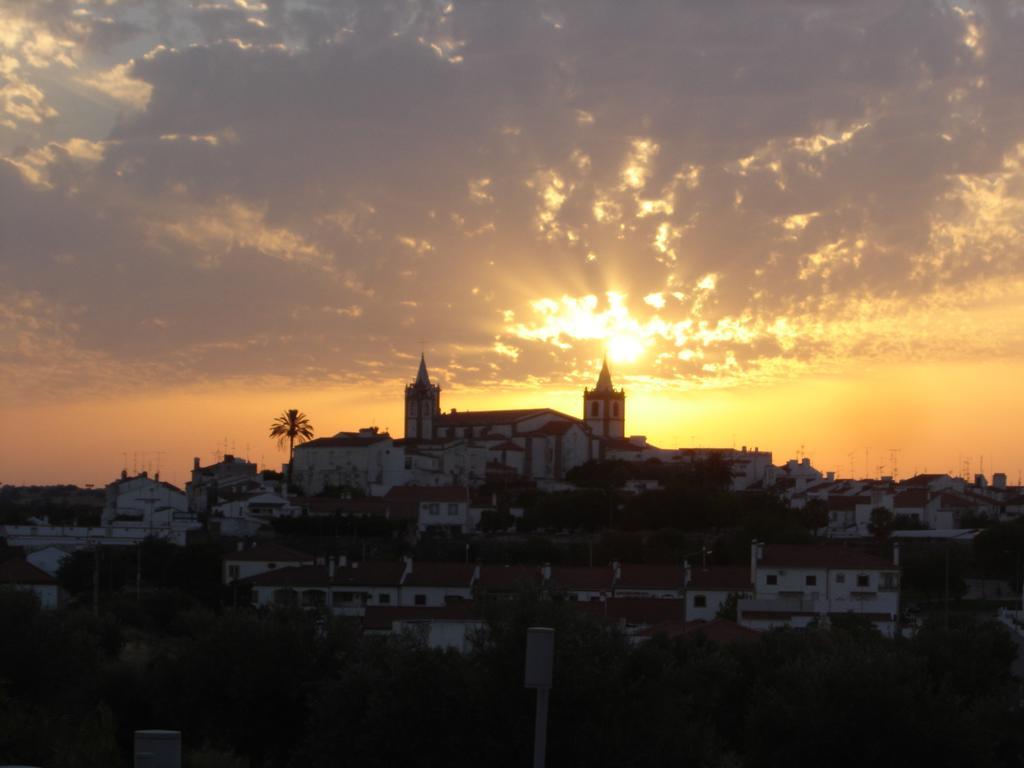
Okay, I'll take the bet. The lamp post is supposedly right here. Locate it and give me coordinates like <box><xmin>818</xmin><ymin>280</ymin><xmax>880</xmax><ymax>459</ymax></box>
<box><xmin>525</xmin><ymin>627</ymin><xmax>555</xmax><ymax>768</ymax></box>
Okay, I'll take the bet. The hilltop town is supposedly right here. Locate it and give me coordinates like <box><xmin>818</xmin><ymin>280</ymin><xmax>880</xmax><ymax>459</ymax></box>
<box><xmin>3</xmin><ymin>357</ymin><xmax>1023</xmax><ymax>645</ymax></box>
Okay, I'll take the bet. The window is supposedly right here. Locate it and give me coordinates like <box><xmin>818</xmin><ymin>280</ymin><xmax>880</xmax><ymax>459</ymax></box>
<box><xmin>228</xmin><ymin>565</ymin><xmax>240</xmax><ymax>580</ymax></box>
<box><xmin>612</xmin><ymin>402</ymin><xmax>619</xmax><ymax>417</ymax></box>
<box><xmin>693</xmin><ymin>594</ymin><xmax>707</xmax><ymax>608</ymax></box>
<box><xmin>591</xmin><ymin>401</ymin><xmax>600</xmax><ymax>417</ymax></box>
<box><xmin>428</xmin><ymin>503</ymin><xmax>440</xmax><ymax>516</ymax></box>
<box><xmin>332</xmin><ymin>591</ymin><xmax>354</xmax><ymax>606</ymax></box>
<box><xmin>379</xmin><ymin>593</ymin><xmax>391</xmax><ymax>604</ymax></box>
<box><xmin>766</xmin><ymin>574</ymin><xmax>778</xmax><ymax>585</ymax></box>
<box><xmin>448</xmin><ymin>503</ymin><xmax>459</xmax><ymax>516</ymax></box>
<box><xmin>805</xmin><ymin>575</ymin><xmax>817</xmax><ymax>587</ymax></box>
<box><xmin>835</xmin><ymin>573</ymin><xmax>846</xmax><ymax>584</ymax></box>
<box><xmin>881</xmin><ymin>573</ymin><xmax>898</xmax><ymax>590</ymax></box>
<box><xmin>414</xmin><ymin>594</ymin><xmax>426</xmax><ymax>606</ymax></box>
<box><xmin>857</xmin><ymin>574</ymin><xmax>870</xmax><ymax>588</ymax></box>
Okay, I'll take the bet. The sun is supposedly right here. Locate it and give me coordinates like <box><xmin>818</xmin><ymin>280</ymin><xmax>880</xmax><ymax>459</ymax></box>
<box><xmin>606</xmin><ymin>333</ymin><xmax>646</xmax><ymax>364</ymax></box>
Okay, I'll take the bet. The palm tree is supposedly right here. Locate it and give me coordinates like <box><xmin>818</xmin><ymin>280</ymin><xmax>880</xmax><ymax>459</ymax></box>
<box><xmin>269</xmin><ymin>409</ymin><xmax>315</xmax><ymax>485</ymax></box>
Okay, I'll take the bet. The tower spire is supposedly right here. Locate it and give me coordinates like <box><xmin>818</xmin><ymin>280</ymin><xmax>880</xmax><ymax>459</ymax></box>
<box><xmin>415</xmin><ymin>353</ymin><xmax>431</xmax><ymax>388</ymax></box>
<box><xmin>595</xmin><ymin>356</ymin><xmax>614</xmax><ymax>392</ymax></box>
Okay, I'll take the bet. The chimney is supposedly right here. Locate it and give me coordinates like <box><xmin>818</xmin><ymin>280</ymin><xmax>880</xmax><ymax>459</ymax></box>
<box><xmin>683</xmin><ymin>560</ymin><xmax>692</xmax><ymax>587</ymax></box>
<box><xmin>827</xmin><ymin>471</ymin><xmax>835</xmax><ymax>481</ymax></box>
<box><xmin>893</xmin><ymin>542</ymin><xmax>900</xmax><ymax>567</ymax></box>
<box><xmin>611</xmin><ymin>560</ymin><xmax>621</xmax><ymax>583</ymax></box>
<box><xmin>994</xmin><ymin>473</ymin><xmax>1007</xmax><ymax>490</ymax></box>
<box><xmin>402</xmin><ymin>555</ymin><xmax>413</xmax><ymax>582</ymax></box>
<box><xmin>121</xmin><ymin>469</ymin><xmax>128</xmax><ymax>480</ymax></box>
<box><xmin>193</xmin><ymin>457</ymin><xmax>200</xmax><ymax>470</ymax></box>
<box><xmin>154</xmin><ymin>472</ymin><xmax>160</xmax><ymax>482</ymax></box>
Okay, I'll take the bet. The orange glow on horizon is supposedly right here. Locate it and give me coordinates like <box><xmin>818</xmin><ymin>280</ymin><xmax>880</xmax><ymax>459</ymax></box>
<box><xmin>2</xmin><ymin>359</ymin><xmax>1022</xmax><ymax>488</ymax></box>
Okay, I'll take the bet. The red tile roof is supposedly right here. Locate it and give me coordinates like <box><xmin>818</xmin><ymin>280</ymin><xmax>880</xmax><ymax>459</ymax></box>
<box><xmin>687</xmin><ymin>565</ymin><xmax>753</xmax><ymax>591</ymax></box>
<box><xmin>758</xmin><ymin>545</ymin><xmax>896</xmax><ymax>570</ymax></box>
<box><xmin>0</xmin><ymin>557</ymin><xmax>58</xmax><ymax>586</ymax></box>
<box><xmin>224</xmin><ymin>542</ymin><xmax>315</xmax><ymax>563</ymax></box>
<box><xmin>903</xmin><ymin>473</ymin><xmax>949</xmax><ymax>485</ymax></box>
<box><xmin>297</xmin><ymin>434</ymin><xmax>391</xmax><ymax>449</ymax></box>
<box><xmin>477</xmin><ymin>564</ymin><xmax>543</xmax><ymax>591</ymax></box>
<box><xmin>242</xmin><ymin>561</ymin><xmax>405</xmax><ymax>587</ymax></box>
<box><xmin>616</xmin><ymin>564</ymin><xmax>685</xmax><ymax>590</ymax></box>
<box><xmin>403</xmin><ymin>562</ymin><xmax>476</xmax><ymax>588</ymax></box>
<box><xmin>549</xmin><ymin>566</ymin><xmax>613</xmax><ymax>591</ymax></box>
<box><xmin>436</xmin><ymin>409</ymin><xmax>577</xmax><ymax>427</ymax></box>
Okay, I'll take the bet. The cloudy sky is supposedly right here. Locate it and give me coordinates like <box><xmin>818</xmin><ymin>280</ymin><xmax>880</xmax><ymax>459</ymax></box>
<box><xmin>2</xmin><ymin>0</ymin><xmax>1023</xmax><ymax>485</ymax></box>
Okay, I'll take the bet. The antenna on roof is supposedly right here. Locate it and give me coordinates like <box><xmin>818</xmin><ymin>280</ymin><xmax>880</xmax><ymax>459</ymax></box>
<box><xmin>888</xmin><ymin>448</ymin><xmax>901</xmax><ymax>481</ymax></box>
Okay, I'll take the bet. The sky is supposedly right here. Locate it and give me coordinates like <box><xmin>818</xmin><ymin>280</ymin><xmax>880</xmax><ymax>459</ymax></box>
<box><xmin>1</xmin><ymin>0</ymin><xmax>1023</xmax><ymax>487</ymax></box>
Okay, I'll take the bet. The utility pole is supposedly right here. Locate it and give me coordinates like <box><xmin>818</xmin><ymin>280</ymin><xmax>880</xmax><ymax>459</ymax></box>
<box><xmin>944</xmin><ymin>541</ymin><xmax>950</xmax><ymax>630</ymax></box>
<box><xmin>93</xmin><ymin>544</ymin><xmax>100</xmax><ymax>616</ymax></box>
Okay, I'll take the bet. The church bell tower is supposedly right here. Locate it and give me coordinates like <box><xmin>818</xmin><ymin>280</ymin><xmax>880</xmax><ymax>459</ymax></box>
<box><xmin>583</xmin><ymin>358</ymin><xmax>625</xmax><ymax>439</ymax></box>
<box><xmin>405</xmin><ymin>354</ymin><xmax>441</xmax><ymax>440</ymax></box>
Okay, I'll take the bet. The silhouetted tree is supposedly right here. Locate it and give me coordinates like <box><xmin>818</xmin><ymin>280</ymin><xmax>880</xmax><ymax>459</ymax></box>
<box><xmin>868</xmin><ymin>506</ymin><xmax>895</xmax><ymax>541</ymax></box>
<box><xmin>269</xmin><ymin>409</ymin><xmax>314</xmax><ymax>482</ymax></box>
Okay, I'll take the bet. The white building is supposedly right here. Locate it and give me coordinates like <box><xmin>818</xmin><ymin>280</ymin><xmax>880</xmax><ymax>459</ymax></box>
<box><xmin>102</xmin><ymin>471</ymin><xmax>192</xmax><ymax>530</ymax></box>
<box><xmin>292</xmin><ymin>428</ymin><xmax>405</xmax><ymax>496</ymax></box>
<box><xmin>683</xmin><ymin>565</ymin><xmax>754</xmax><ymax>622</ymax></box>
<box><xmin>737</xmin><ymin>543</ymin><xmax>901</xmax><ymax>637</ymax></box>
<box><xmin>187</xmin><ymin>454</ymin><xmax>261</xmax><ymax>514</ymax></box>
<box><xmin>222</xmin><ymin>542</ymin><xmax>316</xmax><ymax>584</ymax></box>
<box><xmin>25</xmin><ymin>545</ymin><xmax>72</xmax><ymax>578</ymax></box>
<box><xmin>383</xmin><ymin>485</ymin><xmax>473</xmax><ymax>534</ymax></box>
<box><xmin>212</xmin><ymin>491</ymin><xmax>303</xmax><ymax>536</ymax></box>
<box><xmin>0</xmin><ymin>557</ymin><xmax>60</xmax><ymax>609</ymax></box>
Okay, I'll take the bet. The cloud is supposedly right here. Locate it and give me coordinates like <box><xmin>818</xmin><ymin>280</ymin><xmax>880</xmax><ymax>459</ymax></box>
<box><xmin>76</xmin><ymin>62</ymin><xmax>153</xmax><ymax>110</ymax></box>
<box><xmin>1</xmin><ymin>0</ymin><xmax>1024</xmax><ymax>403</ymax></box>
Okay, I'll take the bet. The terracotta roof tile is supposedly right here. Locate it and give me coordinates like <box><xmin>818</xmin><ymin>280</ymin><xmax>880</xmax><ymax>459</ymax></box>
<box><xmin>224</xmin><ymin>542</ymin><xmax>315</xmax><ymax>563</ymax></box>
<box><xmin>0</xmin><ymin>557</ymin><xmax>58</xmax><ymax>586</ymax></box>
<box><xmin>616</xmin><ymin>564</ymin><xmax>685</xmax><ymax>590</ymax></box>
<box><xmin>549</xmin><ymin>565</ymin><xmax>613</xmax><ymax>591</ymax></box>
<box><xmin>477</xmin><ymin>564</ymin><xmax>543</xmax><ymax>591</ymax></box>
<box><xmin>403</xmin><ymin>562</ymin><xmax>475</xmax><ymax>588</ymax></box>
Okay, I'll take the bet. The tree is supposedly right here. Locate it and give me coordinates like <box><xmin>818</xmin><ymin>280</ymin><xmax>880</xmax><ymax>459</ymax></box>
<box><xmin>798</xmin><ymin>498</ymin><xmax>829</xmax><ymax>535</ymax></box>
<box><xmin>269</xmin><ymin>409</ymin><xmax>314</xmax><ymax>483</ymax></box>
<box><xmin>868</xmin><ymin>506</ymin><xmax>895</xmax><ymax>541</ymax></box>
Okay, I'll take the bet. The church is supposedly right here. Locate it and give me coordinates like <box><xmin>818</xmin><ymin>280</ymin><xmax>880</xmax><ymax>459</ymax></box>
<box><xmin>402</xmin><ymin>353</ymin><xmax>636</xmax><ymax>481</ymax></box>
<box><xmin>293</xmin><ymin>354</ymin><xmax>775</xmax><ymax>495</ymax></box>
<box><xmin>293</xmin><ymin>355</ymin><xmax>644</xmax><ymax>495</ymax></box>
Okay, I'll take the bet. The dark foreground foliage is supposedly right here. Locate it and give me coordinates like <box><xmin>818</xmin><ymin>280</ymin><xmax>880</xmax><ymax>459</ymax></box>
<box><xmin>1</xmin><ymin>587</ymin><xmax>1023</xmax><ymax>768</ymax></box>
